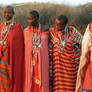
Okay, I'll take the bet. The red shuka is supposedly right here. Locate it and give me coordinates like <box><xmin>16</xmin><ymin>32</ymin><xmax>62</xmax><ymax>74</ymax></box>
<box><xmin>0</xmin><ymin>21</ymin><xmax>25</xmax><ymax>92</ymax></box>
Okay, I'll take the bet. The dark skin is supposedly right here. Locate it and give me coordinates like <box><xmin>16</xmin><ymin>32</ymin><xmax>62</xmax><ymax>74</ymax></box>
<box><xmin>27</xmin><ymin>14</ymin><xmax>49</xmax><ymax>32</ymax></box>
<box><xmin>55</xmin><ymin>19</ymin><xmax>66</xmax><ymax>32</ymax></box>
<box><xmin>27</xmin><ymin>14</ymin><xmax>39</xmax><ymax>27</ymax></box>
<box><xmin>55</xmin><ymin>19</ymin><xmax>81</xmax><ymax>47</ymax></box>
<box><xmin>3</xmin><ymin>8</ymin><xmax>14</xmax><ymax>24</ymax></box>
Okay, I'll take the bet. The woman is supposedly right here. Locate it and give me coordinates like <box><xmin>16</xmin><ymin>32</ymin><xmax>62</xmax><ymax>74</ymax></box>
<box><xmin>24</xmin><ymin>10</ymin><xmax>49</xmax><ymax>92</ymax></box>
<box><xmin>76</xmin><ymin>22</ymin><xmax>92</xmax><ymax>92</ymax></box>
<box><xmin>49</xmin><ymin>15</ymin><xmax>82</xmax><ymax>92</ymax></box>
<box><xmin>0</xmin><ymin>6</ymin><xmax>24</xmax><ymax>92</ymax></box>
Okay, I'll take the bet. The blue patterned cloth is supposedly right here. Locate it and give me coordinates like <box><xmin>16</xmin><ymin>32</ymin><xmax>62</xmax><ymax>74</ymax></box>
<box><xmin>83</xmin><ymin>89</ymin><xmax>92</xmax><ymax>92</ymax></box>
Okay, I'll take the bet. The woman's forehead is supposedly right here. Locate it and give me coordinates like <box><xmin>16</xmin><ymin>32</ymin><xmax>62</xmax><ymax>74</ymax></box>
<box><xmin>27</xmin><ymin>14</ymin><xmax>34</xmax><ymax>18</ymax></box>
<box><xmin>4</xmin><ymin>8</ymin><xmax>11</xmax><ymax>12</ymax></box>
<box><xmin>4</xmin><ymin>6</ymin><xmax>14</xmax><ymax>13</ymax></box>
<box><xmin>56</xmin><ymin>19</ymin><xmax>64</xmax><ymax>24</ymax></box>
<box><xmin>27</xmin><ymin>14</ymin><xmax>37</xmax><ymax>20</ymax></box>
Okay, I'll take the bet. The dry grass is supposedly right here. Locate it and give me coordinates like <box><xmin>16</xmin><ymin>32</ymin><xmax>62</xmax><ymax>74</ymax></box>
<box><xmin>0</xmin><ymin>2</ymin><xmax>92</xmax><ymax>34</ymax></box>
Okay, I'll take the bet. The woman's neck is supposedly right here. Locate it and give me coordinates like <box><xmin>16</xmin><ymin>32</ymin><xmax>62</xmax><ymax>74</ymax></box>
<box><xmin>5</xmin><ymin>20</ymin><xmax>13</xmax><ymax>25</ymax></box>
<box><xmin>32</xmin><ymin>23</ymin><xmax>39</xmax><ymax>29</ymax></box>
<box><xmin>56</xmin><ymin>29</ymin><xmax>65</xmax><ymax>34</ymax></box>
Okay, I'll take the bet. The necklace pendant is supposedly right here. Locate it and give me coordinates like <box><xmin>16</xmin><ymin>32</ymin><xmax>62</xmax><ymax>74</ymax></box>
<box><xmin>32</xmin><ymin>31</ymin><xmax>41</xmax><ymax>48</ymax></box>
<box><xmin>57</xmin><ymin>42</ymin><xmax>65</xmax><ymax>52</ymax></box>
<box><xmin>58</xmin><ymin>47</ymin><xmax>64</xmax><ymax>52</ymax></box>
<box><xmin>61</xmin><ymin>47</ymin><xmax>64</xmax><ymax>51</ymax></box>
<box><xmin>3</xmin><ymin>41</ymin><xmax>6</xmax><ymax>45</ymax></box>
<box><xmin>62</xmin><ymin>41</ymin><xmax>66</xmax><ymax>46</ymax></box>
<box><xmin>58</xmin><ymin>47</ymin><xmax>61</xmax><ymax>52</ymax></box>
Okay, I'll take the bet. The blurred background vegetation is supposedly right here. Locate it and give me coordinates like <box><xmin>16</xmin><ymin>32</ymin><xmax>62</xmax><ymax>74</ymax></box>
<box><xmin>0</xmin><ymin>2</ymin><xmax>92</xmax><ymax>34</ymax></box>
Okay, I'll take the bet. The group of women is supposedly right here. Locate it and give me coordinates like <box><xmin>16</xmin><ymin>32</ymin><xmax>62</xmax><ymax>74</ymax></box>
<box><xmin>0</xmin><ymin>5</ymin><xmax>91</xmax><ymax>92</ymax></box>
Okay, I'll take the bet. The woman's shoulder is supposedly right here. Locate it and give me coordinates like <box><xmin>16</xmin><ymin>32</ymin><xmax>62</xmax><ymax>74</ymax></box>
<box><xmin>15</xmin><ymin>21</ymin><xmax>22</xmax><ymax>26</ymax></box>
<box><xmin>23</xmin><ymin>26</ymin><xmax>32</xmax><ymax>37</ymax></box>
<box><xmin>40</xmin><ymin>24</ymin><xmax>49</xmax><ymax>32</ymax></box>
<box><xmin>24</xmin><ymin>26</ymin><xmax>29</xmax><ymax>31</ymax></box>
<box><xmin>24</xmin><ymin>26</ymin><xmax>31</xmax><ymax>32</ymax></box>
<box><xmin>49</xmin><ymin>27</ymin><xmax>55</xmax><ymax>33</ymax></box>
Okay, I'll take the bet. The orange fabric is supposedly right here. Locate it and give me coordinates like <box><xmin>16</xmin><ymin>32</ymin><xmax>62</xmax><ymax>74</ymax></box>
<box><xmin>31</xmin><ymin>49</ymin><xmax>41</xmax><ymax>92</ymax></box>
<box><xmin>49</xmin><ymin>27</ymin><xmax>82</xmax><ymax>92</ymax></box>
<box><xmin>83</xmin><ymin>62</ymin><xmax>92</xmax><ymax>90</ymax></box>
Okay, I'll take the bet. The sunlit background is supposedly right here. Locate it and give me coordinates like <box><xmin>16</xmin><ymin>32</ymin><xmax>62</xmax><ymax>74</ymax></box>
<box><xmin>0</xmin><ymin>0</ymin><xmax>92</xmax><ymax>35</ymax></box>
<box><xmin>0</xmin><ymin>0</ymin><xmax>92</xmax><ymax>6</ymax></box>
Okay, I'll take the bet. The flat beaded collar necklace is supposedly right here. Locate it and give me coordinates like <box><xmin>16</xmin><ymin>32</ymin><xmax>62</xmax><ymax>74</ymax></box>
<box><xmin>32</xmin><ymin>24</ymin><xmax>41</xmax><ymax>48</ymax></box>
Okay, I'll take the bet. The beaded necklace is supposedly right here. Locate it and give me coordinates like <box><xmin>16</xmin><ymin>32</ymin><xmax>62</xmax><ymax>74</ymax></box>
<box><xmin>0</xmin><ymin>21</ymin><xmax>15</xmax><ymax>45</ymax></box>
<box><xmin>50</xmin><ymin>27</ymin><xmax>69</xmax><ymax>52</ymax></box>
<box><xmin>32</xmin><ymin>24</ymin><xmax>41</xmax><ymax>48</ymax></box>
<box><xmin>57</xmin><ymin>29</ymin><xmax>68</xmax><ymax>52</ymax></box>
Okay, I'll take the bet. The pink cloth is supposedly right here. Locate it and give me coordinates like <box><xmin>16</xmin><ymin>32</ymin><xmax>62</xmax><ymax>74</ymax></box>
<box><xmin>75</xmin><ymin>22</ymin><xmax>92</xmax><ymax>92</ymax></box>
<box><xmin>82</xmin><ymin>23</ymin><xmax>92</xmax><ymax>90</ymax></box>
<box><xmin>24</xmin><ymin>26</ymin><xmax>49</xmax><ymax>92</ymax></box>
